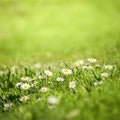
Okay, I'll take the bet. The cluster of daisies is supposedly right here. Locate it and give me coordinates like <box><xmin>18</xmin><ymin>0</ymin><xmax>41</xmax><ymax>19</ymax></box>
<box><xmin>0</xmin><ymin>58</ymin><xmax>116</xmax><ymax>111</ymax></box>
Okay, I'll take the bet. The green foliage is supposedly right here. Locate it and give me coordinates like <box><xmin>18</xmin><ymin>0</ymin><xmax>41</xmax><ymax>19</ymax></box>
<box><xmin>0</xmin><ymin>60</ymin><xmax>120</xmax><ymax>120</ymax></box>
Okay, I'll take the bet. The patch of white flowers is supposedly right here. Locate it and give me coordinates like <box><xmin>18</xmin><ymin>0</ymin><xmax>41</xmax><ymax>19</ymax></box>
<box><xmin>56</xmin><ymin>77</ymin><xmax>64</xmax><ymax>82</ymax></box>
<box><xmin>93</xmin><ymin>81</ymin><xmax>103</xmax><ymax>87</ymax></box>
<box><xmin>16</xmin><ymin>82</ymin><xmax>22</xmax><ymax>87</ymax></box>
<box><xmin>4</xmin><ymin>103</ymin><xmax>13</xmax><ymax>111</ymax></box>
<box><xmin>69</xmin><ymin>81</ymin><xmax>76</xmax><ymax>89</ymax></box>
<box><xmin>82</xmin><ymin>65</ymin><xmax>93</xmax><ymax>70</ymax></box>
<box><xmin>73</xmin><ymin>60</ymin><xmax>84</xmax><ymax>67</ymax></box>
<box><xmin>0</xmin><ymin>57</ymin><xmax>117</xmax><ymax>112</ymax></box>
<box><xmin>88</xmin><ymin>58</ymin><xmax>97</xmax><ymax>63</ymax></box>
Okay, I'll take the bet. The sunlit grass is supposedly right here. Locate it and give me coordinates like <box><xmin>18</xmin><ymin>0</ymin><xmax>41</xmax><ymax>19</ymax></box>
<box><xmin>0</xmin><ymin>58</ymin><xmax>120</xmax><ymax>120</ymax></box>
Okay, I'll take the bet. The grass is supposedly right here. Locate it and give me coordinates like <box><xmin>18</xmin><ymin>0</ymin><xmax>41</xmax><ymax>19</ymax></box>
<box><xmin>0</xmin><ymin>0</ymin><xmax>120</xmax><ymax>120</ymax></box>
<box><xmin>0</xmin><ymin>60</ymin><xmax>120</xmax><ymax>120</ymax></box>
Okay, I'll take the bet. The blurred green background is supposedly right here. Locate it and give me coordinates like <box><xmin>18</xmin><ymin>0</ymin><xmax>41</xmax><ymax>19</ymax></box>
<box><xmin>0</xmin><ymin>0</ymin><xmax>120</xmax><ymax>64</ymax></box>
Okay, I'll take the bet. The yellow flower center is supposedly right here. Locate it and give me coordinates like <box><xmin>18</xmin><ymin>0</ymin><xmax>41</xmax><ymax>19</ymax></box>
<box><xmin>24</xmin><ymin>85</ymin><xmax>28</xmax><ymax>89</ymax></box>
<box><xmin>64</xmin><ymin>69</ymin><xmax>69</xmax><ymax>72</ymax></box>
<box><xmin>73</xmin><ymin>63</ymin><xmax>77</xmax><ymax>67</ymax></box>
<box><xmin>23</xmin><ymin>97</ymin><xmax>27</xmax><ymax>101</ymax></box>
<box><xmin>107</xmin><ymin>66</ymin><xmax>111</xmax><ymax>69</ymax></box>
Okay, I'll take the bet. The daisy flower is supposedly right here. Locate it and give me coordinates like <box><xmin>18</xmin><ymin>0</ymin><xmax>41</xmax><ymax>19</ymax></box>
<box><xmin>21</xmin><ymin>83</ymin><xmax>30</xmax><ymax>90</ymax></box>
<box><xmin>48</xmin><ymin>81</ymin><xmax>51</xmax><ymax>84</ymax></box>
<box><xmin>93</xmin><ymin>82</ymin><xmax>98</xmax><ymax>87</ymax></box>
<box><xmin>104</xmin><ymin>65</ymin><xmax>113</xmax><ymax>70</ymax></box>
<box><xmin>21</xmin><ymin>77</ymin><xmax>30</xmax><ymax>81</ymax></box>
<box><xmin>82</xmin><ymin>65</ymin><xmax>93</xmax><ymax>70</ymax></box>
<box><xmin>94</xmin><ymin>81</ymin><xmax>103</xmax><ymax>87</ymax></box>
<box><xmin>88</xmin><ymin>58</ymin><xmax>97</xmax><ymax>63</ymax></box>
<box><xmin>56</xmin><ymin>77</ymin><xmax>64</xmax><ymax>82</ymax></box>
<box><xmin>73</xmin><ymin>60</ymin><xmax>84</xmax><ymax>67</ymax></box>
<box><xmin>38</xmin><ymin>75</ymin><xmax>43</xmax><ymax>79</ymax></box>
<box><xmin>19</xmin><ymin>96</ymin><xmax>29</xmax><ymax>102</ymax></box>
<box><xmin>16</xmin><ymin>82</ymin><xmax>22</xmax><ymax>87</ymax></box>
<box><xmin>62</xmin><ymin>69</ymin><xmax>72</xmax><ymax>75</ymax></box>
<box><xmin>41</xmin><ymin>87</ymin><xmax>48</xmax><ymax>93</ymax></box>
<box><xmin>69</xmin><ymin>81</ymin><xmax>76</xmax><ymax>89</ymax></box>
<box><xmin>47</xmin><ymin>96</ymin><xmax>58</xmax><ymax>105</ymax></box>
<box><xmin>101</xmin><ymin>72</ymin><xmax>109</xmax><ymax>77</ymax></box>
<box><xmin>44</xmin><ymin>70</ymin><xmax>53</xmax><ymax>76</ymax></box>
<box><xmin>4</xmin><ymin>103</ymin><xmax>13</xmax><ymax>111</ymax></box>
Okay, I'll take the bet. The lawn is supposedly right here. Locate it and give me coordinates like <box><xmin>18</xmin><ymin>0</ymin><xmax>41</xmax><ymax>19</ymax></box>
<box><xmin>0</xmin><ymin>0</ymin><xmax>120</xmax><ymax>120</ymax></box>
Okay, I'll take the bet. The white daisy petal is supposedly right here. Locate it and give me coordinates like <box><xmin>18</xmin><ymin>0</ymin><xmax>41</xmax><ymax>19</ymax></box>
<box><xmin>44</xmin><ymin>70</ymin><xmax>53</xmax><ymax>76</ymax></box>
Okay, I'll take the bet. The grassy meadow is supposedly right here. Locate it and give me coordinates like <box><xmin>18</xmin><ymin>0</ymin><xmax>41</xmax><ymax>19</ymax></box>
<box><xmin>0</xmin><ymin>0</ymin><xmax>120</xmax><ymax>120</ymax></box>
